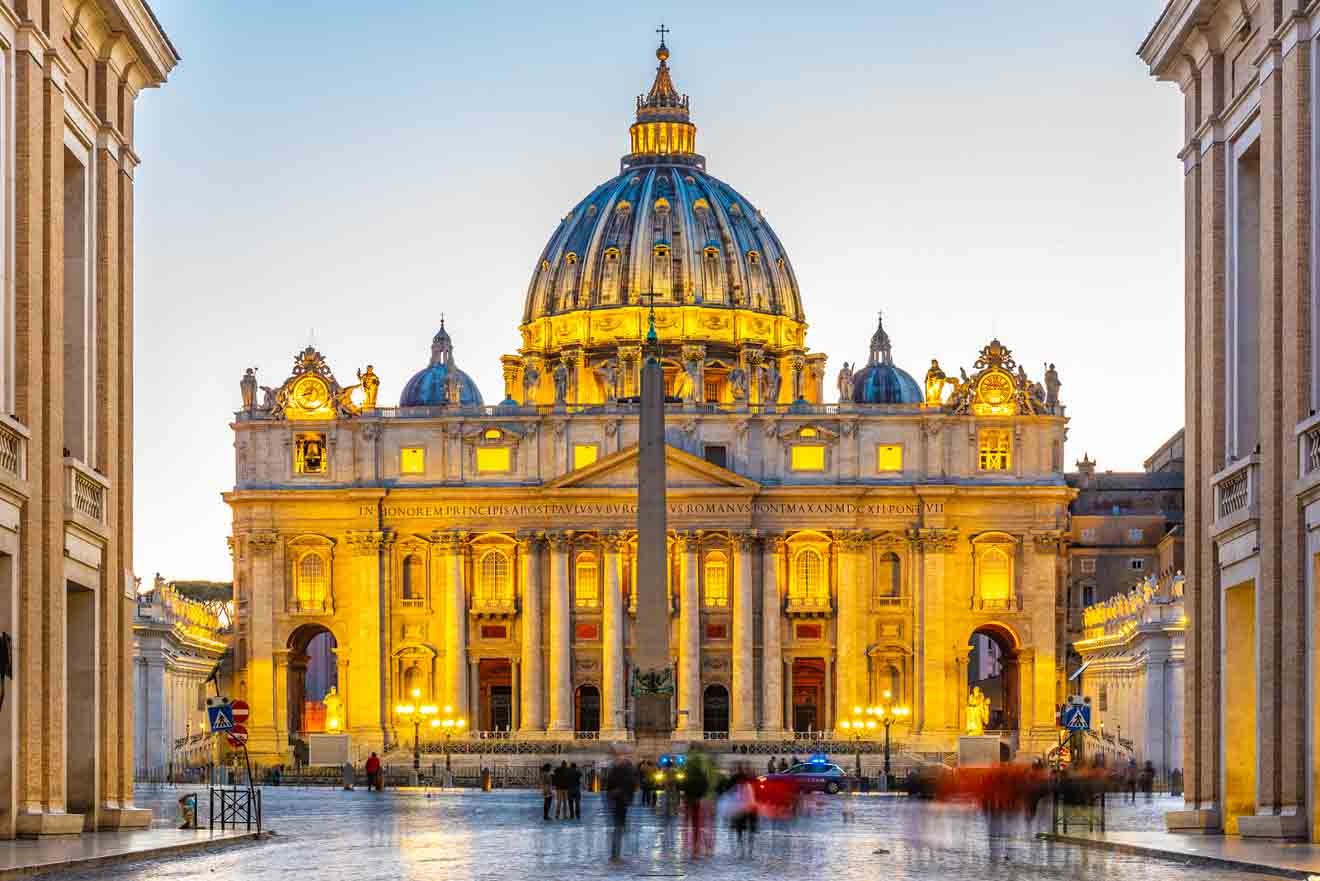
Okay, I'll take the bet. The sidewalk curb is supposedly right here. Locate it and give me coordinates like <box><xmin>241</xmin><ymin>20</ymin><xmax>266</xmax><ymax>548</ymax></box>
<box><xmin>1038</xmin><ymin>832</ymin><xmax>1314</xmax><ymax>880</ymax></box>
<box><xmin>0</xmin><ymin>831</ymin><xmax>267</xmax><ymax>880</ymax></box>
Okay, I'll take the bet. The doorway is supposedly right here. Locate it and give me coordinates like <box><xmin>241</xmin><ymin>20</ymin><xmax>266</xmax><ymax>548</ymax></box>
<box><xmin>791</xmin><ymin>658</ymin><xmax>826</xmax><ymax>734</ymax></box>
<box><xmin>967</xmin><ymin>625</ymin><xmax>1019</xmax><ymax>731</ymax></box>
<box><xmin>702</xmin><ymin>684</ymin><xmax>729</xmax><ymax>738</ymax></box>
<box><xmin>575</xmin><ymin>685</ymin><xmax>601</xmax><ymax>735</ymax></box>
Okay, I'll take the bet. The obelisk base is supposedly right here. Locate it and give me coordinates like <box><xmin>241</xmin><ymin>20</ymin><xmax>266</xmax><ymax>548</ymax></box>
<box><xmin>633</xmin><ymin>694</ymin><xmax>672</xmax><ymax>759</ymax></box>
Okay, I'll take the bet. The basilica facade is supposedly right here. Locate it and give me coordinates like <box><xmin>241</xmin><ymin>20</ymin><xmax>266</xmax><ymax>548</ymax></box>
<box><xmin>226</xmin><ymin>40</ymin><xmax>1073</xmax><ymax>762</ymax></box>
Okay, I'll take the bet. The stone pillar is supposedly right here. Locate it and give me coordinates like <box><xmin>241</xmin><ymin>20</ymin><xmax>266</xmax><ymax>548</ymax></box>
<box><xmin>244</xmin><ymin>533</ymin><xmax>280</xmax><ymax>758</ymax></box>
<box><xmin>761</xmin><ymin>536</ymin><xmax>785</xmax><ymax>735</ymax></box>
<box><xmin>731</xmin><ymin>532</ymin><xmax>756</xmax><ymax>738</ymax></box>
<box><xmin>676</xmin><ymin>531</ymin><xmax>701</xmax><ymax>737</ymax></box>
<box><xmin>517</xmin><ymin>533</ymin><xmax>544</xmax><ymax>734</ymax></box>
<box><xmin>601</xmin><ymin>532</ymin><xmax>625</xmax><ymax>738</ymax></box>
<box><xmin>347</xmin><ymin>530</ymin><xmax>392</xmax><ymax>751</ymax></box>
<box><xmin>546</xmin><ymin>532</ymin><xmax>573</xmax><ymax>735</ymax></box>
<box><xmin>273</xmin><ymin>650</ymin><xmax>291</xmax><ymax>750</ymax></box>
<box><xmin>834</xmin><ymin>531</ymin><xmax>865</xmax><ymax>725</ymax></box>
<box><xmin>438</xmin><ymin>531</ymin><xmax>469</xmax><ymax>713</ymax></box>
<box><xmin>915</xmin><ymin>529</ymin><xmax>954</xmax><ymax>734</ymax></box>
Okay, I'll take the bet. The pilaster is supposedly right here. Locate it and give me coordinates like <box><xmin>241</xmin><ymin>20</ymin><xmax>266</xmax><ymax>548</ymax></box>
<box><xmin>545</xmin><ymin>531</ymin><xmax>572</xmax><ymax>733</ymax></box>
<box><xmin>517</xmin><ymin>533</ymin><xmax>544</xmax><ymax>734</ymax></box>
<box><xmin>761</xmin><ymin>535</ymin><xmax>785</xmax><ymax>735</ymax></box>
<box><xmin>730</xmin><ymin>531</ymin><xmax>755</xmax><ymax>738</ymax></box>
<box><xmin>601</xmin><ymin>531</ymin><xmax>625</xmax><ymax>738</ymax></box>
<box><xmin>676</xmin><ymin>530</ymin><xmax>701</xmax><ymax>737</ymax></box>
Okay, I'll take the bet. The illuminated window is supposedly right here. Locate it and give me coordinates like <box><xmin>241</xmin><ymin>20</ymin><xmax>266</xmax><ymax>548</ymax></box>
<box><xmin>875</xmin><ymin>552</ymin><xmax>900</xmax><ymax>601</ymax></box>
<box><xmin>979</xmin><ymin>547</ymin><xmax>1012</xmax><ymax>602</ymax></box>
<box><xmin>575</xmin><ymin>554</ymin><xmax>599</xmax><ymax>608</ymax></box>
<box><xmin>573</xmin><ymin>444</ymin><xmax>599</xmax><ymax>470</ymax></box>
<box><xmin>401</xmin><ymin>447</ymin><xmax>425</xmax><ymax>474</ymax></box>
<box><xmin>401</xmin><ymin>554</ymin><xmax>424</xmax><ymax>603</ymax></box>
<box><xmin>484</xmin><ymin>429</ymin><xmax>503</xmax><ymax>441</ymax></box>
<box><xmin>791</xmin><ymin>549</ymin><xmax>827</xmax><ymax>603</ymax></box>
<box><xmin>476</xmin><ymin>447</ymin><xmax>511</xmax><ymax>473</ymax></box>
<box><xmin>977</xmin><ymin>429</ymin><xmax>1011</xmax><ymax>471</ymax></box>
<box><xmin>704</xmin><ymin>552</ymin><xmax>729</xmax><ymax>607</ymax></box>
<box><xmin>790</xmin><ymin>446</ymin><xmax>825</xmax><ymax>472</ymax></box>
<box><xmin>294</xmin><ymin>433</ymin><xmax>327</xmax><ymax>474</ymax></box>
<box><xmin>296</xmin><ymin>552</ymin><xmax>329</xmax><ymax>611</ymax></box>
<box><xmin>877</xmin><ymin>444</ymin><xmax>903</xmax><ymax>472</ymax></box>
<box><xmin>478</xmin><ymin>550</ymin><xmax>512</xmax><ymax>603</ymax></box>
<box><xmin>799</xmin><ymin>427</ymin><xmax>818</xmax><ymax>438</ymax></box>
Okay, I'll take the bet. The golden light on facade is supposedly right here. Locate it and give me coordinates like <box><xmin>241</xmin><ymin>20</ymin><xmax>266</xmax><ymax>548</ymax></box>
<box><xmin>395</xmin><ymin>704</ymin><xmax>416</xmax><ymax>716</ymax></box>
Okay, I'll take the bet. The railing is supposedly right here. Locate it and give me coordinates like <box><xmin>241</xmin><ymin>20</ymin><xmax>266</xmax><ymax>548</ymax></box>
<box><xmin>573</xmin><ymin>730</ymin><xmax>599</xmax><ymax>741</ymax></box>
<box><xmin>785</xmin><ymin>595</ymin><xmax>832</xmax><ymax>617</ymax></box>
<box><xmin>400</xmin><ymin>597</ymin><xmax>425</xmax><ymax>609</ymax></box>
<box><xmin>1212</xmin><ymin>456</ymin><xmax>1258</xmax><ymax>529</ymax></box>
<box><xmin>1308</xmin><ymin>425</ymin><xmax>1320</xmax><ymax>477</ymax></box>
<box><xmin>1217</xmin><ymin>469</ymin><xmax>1248</xmax><ymax>518</ymax></box>
<box><xmin>702</xmin><ymin>731</ymin><xmax>730</xmax><ymax>741</ymax></box>
<box><xmin>65</xmin><ymin>458</ymin><xmax>107</xmax><ymax>524</ymax></box>
<box><xmin>0</xmin><ymin>420</ymin><xmax>23</xmax><ymax>480</ymax></box>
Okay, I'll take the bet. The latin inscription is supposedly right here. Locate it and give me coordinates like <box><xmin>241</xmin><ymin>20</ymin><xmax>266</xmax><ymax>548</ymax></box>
<box><xmin>358</xmin><ymin>501</ymin><xmax>943</xmax><ymax>519</ymax></box>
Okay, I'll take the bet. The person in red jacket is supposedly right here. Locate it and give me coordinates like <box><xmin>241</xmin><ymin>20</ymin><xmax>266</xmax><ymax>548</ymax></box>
<box><xmin>365</xmin><ymin>753</ymin><xmax>382</xmax><ymax>791</ymax></box>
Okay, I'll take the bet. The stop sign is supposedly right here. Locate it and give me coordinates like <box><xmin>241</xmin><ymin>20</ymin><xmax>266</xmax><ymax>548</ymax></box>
<box><xmin>230</xmin><ymin>700</ymin><xmax>250</xmax><ymax>724</ymax></box>
<box><xmin>227</xmin><ymin>723</ymin><xmax>248</xmax><ymax>748</ymax></box>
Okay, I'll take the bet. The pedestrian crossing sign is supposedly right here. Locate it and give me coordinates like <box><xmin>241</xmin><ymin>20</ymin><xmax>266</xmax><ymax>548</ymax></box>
<box><xmin>207</xmin><ymin>703</ymin><xmax>235</xmax><ymax>732</ymax></box>
<box><xmin>1062</xmin><ymin>704</ymin><xmax>1091</xmax><ymax>732</ymax></box>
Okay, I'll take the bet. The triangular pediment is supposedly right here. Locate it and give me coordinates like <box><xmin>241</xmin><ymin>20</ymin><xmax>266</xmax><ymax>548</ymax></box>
<box><xmin>546</xmin><ymin>444</ymin><xmax>760</xmax><ymax>491</ymax></box>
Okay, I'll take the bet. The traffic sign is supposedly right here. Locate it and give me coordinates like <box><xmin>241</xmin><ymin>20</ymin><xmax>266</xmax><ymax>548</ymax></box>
<box><xmin>230</xmin><ymin>700</ymin><xmax>250</xmax><ymax>724</ymax></box>
<box><xmin>1062</xmin><ymin>703</ymin><xmax>1091</xmax><ymax>732</ymax></box>
<box><xmin>227</xmin><ymin>723</ymin><xmax>248</xmax><ymax>748</ymax></box>
<box><xmin>208</xmin><ymin>703</ymin><xmax>235</xmax><ymax>733</ymax></box>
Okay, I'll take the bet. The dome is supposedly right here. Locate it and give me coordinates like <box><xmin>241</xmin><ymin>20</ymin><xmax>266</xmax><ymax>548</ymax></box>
<box><xmin>520</xmin><ymin>39</ymin><xmax>804</xmax><ymax>332</ymax></box>
<box><xmin>851</xmin><ymin>315</ymin><xmax>923</xmax><ymax>405</ymax></box>
<box><xmin>400</xmin><ymin>321</ymin><xmax>484</xmax><ymax>407</ymax></box>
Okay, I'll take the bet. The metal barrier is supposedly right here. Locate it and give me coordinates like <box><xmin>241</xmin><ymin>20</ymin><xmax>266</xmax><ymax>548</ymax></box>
<box><xmin>210</xmin><ymin>786</ymin><xmax>262</xmax><ymax>832</ymax></box>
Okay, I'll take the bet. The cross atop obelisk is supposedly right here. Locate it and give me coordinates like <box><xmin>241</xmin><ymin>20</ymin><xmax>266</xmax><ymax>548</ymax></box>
<box><xmin>632</xmin><ymin>295</ymin><xmax>673</xmax><ymax>747</ymax></box>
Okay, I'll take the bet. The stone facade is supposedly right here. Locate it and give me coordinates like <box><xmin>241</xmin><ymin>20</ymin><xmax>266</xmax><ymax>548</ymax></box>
<box><xmin>1141</xmin><ymin>0</ymin><xmax>1315</xmax><ymax>839</ymax></box>
<box><xmin>0</xmin><ymin>1</ymin><xmax>176</xmax><ymax>836</ymax></box>
<box><xmin>132</xmin><ymin>579</ymin><xmax>231</xmax><ymax>780</ymax></box>
<box><xmin>1075</xmin><ymin>573</ymin><xmax>1186</xmax><ymax>776</ymax></box>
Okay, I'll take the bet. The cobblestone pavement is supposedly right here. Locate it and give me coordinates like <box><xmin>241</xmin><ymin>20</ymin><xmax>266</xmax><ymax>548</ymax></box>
<box><xmin>40</xmin><ymin>788</ymin><xmax>1277</xmax><ymax>880</ymax></box>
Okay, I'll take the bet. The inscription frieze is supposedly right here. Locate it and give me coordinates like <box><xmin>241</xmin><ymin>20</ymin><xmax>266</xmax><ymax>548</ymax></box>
<box><xmin>359</xmin><ymin>501</ymin><xmax>944</xmax><ymax>520</ymax></box>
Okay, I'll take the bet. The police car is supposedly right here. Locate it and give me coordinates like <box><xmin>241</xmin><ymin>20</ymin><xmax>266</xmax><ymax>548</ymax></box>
<box><xmin>760</xmin><ymin>755</ymin><xmax>851</xmax><ymax>795</ymax></box>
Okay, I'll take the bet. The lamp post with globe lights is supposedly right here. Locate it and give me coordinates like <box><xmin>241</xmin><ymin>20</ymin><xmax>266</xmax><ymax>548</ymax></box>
<box><xmin>394</xmin><ymin>689</ymin><xmax>438</xmax><ymax>775</ymax></box>
<box><xmin>437</xmin><ymin>705</ymin><xmax>467</xmax><ymax>773</ymax></box>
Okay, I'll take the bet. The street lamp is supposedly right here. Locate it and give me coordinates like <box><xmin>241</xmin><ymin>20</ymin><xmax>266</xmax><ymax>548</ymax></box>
<box><xmin>437</xmin><ymin>704</ymin><xmax>467</xmax><ymax>773</ymax></box>
<box><xmin>395</xmin><ymin>690</ymin><xmax>439</xmax><ymax>774</ymax></box>
<box><xmin>841</xmin><ymin>691</ymin><xmax>910</xmax><ymax>787</ymax></box>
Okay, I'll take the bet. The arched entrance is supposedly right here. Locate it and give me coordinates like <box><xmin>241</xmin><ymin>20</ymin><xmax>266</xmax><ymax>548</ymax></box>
<box><xmin>791</xmin><ymin>658</ymin><xmax>827</xmax><ymax>734</ymax></box>
<box><xmin>702</xmin><ymin>684</ymin><xmax>730</xmax><ymax>738</ymax></box>
<box><xmin>967</xmin><ymin>625</ymin><xmax>1019</xmax><ymax>732</ymax></box>
<box><xmin>574</xmin><ymin>685</ymin><xmax>601</xmax><ymax>735</ymax></box>
<box><xmin>288</xmin><ymin>624</ymin><xmax>337</xmax><ymax>736</ymax></box>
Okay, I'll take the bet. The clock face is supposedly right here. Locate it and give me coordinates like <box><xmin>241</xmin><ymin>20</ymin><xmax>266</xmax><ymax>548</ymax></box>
<box><xmin>977</xmin><ymin>371</ymin><xmax>1013</xmax><ymax>406</ymax></box>
<box><xmin>287</xmin><ymin>376</ymin><xmax>333</xmax><ymax>418</ymax></box>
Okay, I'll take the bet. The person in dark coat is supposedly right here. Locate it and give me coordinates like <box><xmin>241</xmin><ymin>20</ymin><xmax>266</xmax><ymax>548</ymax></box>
<box><xmin>553</xmin><ymin>760</ymin><xmax>571</xmax><ymax>819</ymax></box>
<box><xmin>605</xmin><ymin>753</ymin><xmax>639</xmax><ymax>863</ymax></box>
<box><xmin>569</xmin><ymin>762</ymin><xmax>583</xmax><ymax>819</ymax></box>
<box><xmin>540</xmin><ymin>763</ymin><xmax>554</xmax><ymax>820</ymax></box>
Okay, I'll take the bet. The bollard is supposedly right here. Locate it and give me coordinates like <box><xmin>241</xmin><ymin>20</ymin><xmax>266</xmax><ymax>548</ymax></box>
<box><xmin>481</xmin><ymin>768</ymin><xmax>493</xmax><ymax>791</ymax></box>
<box><xmin>177</xmin><ymin>792</ymin><xmax>198</xmax><ymax>829</ymax></box>
<box><xmin>590</xmin><ymin>769</ymin><xmax>601</xmax><ymax>793</ymax></box>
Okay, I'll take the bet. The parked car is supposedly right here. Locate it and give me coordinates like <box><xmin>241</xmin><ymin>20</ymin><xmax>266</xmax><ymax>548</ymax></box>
<box><xmin>759</xmin><ymin>759</ymin><xmax>850</xmax><ymax>795</ymax></box>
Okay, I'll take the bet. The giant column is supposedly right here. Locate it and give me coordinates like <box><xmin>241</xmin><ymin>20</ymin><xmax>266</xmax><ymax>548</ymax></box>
<box><xmin>834</xmin><ymin>531</ymin><xmax>865</xmax><ymax>725</ymax></box>
<box><xmin>440</xmin><ymin>531</ymin><xmax>469</xmax><ymax>713</ymax></box>
<box><xmin>634</xmin><ymin>312</ymin><xmax>673</xmax><ymax>744</ymax></box>
<box><xmin>731</xmin><ymin>532</ymin><xmax>756</xmax><ymax>738</ymax></box>
<box><xmin>601</xmin><ymin>531</ymin><xmax>625</xmax><ymax>738</ymax></box>
<box><xmin>518</xmin><ymin>532</ymin><xmax>545</xmax><ymax>733</ymax></box>
<box><xmin>761</xmin><ymin>535</ymin><xmax>784</xmax><ymax>735</ymax></box>
<box><xmin>546</xmin><ymin>532</ymin><xmax>573</xmax><ymax>734</ymax></box>
<box><xmin>677</xmin><ymin>531</ymin><xmax>701</xmax><ymax>737</ymax></box>
<box><xmin>347</xmin><ymin>529</ymin><xmax>391</xmax><ymax>750</ymax></box>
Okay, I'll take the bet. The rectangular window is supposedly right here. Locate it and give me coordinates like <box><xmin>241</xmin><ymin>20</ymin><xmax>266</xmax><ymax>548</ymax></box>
<box><xmin>876</xmin><ymin>444</ymin><xmax>903</xmax><ymax>472</ymax></box>
<box><xmin>1080</xmin><ymin>558</ymin><xmax>1096</xmax><ymax>574</ymax></box>
<box><xmin>401</xmin><ymin>447</ymin><xmax>425</xmax><ymax>474</ymax></box>
<box><xmin>573</xmin><ymin>443</ymin><xmax>598</xmax><ymax>470</ymax></box>
<box><xmin>795</xmin><ymin>623</ymin><xmax>823</xmax><ymax>641</ymax></box>
<box><xmin>294</xmin><ymin>433</ymin><xmax>327</xmax><ymax>474</ymax></box>
<box><xmin>790</xmin><ymin>445</ymin><xmax>825</xmax><ymax>472</ymax></box>
<box><xmin>705</xmin><ymin>623</ymin><xmax>728</xmax><ymax>640</ymax></box>
<box><xmin>1080</xmin><ymin>528</ymin><xmax>1097</xmax><ymax>543</ymax></box>
<box><xmin>479</xmin><ymin>624</ymin><xmax>508</xmax><ymax>640</ymax></box>
<box><xmin>1129</xmin><ymin>558</ymin><xmax>1145</xmax><ymax>571</ymax></box>
<box><xmin>977</xmin><ymin>429</ymin><xmax>1011</xmax><ymax>471</ymax></box>
<box><xmin>476</xmin><ymin>447</ymin><xmax>511</xmax><ymax>473</ymax></box>
<box><xmin>703</xmin><ymin>445</ymin><xmax>728</xmax><ymax>469</ymax></box>
<box><xmin>1126</xmin><ymin>527</ymin><xmax>1144</xmax><ymax>543</ymax></box>
<box><xmin>574</xmin><ymin>623</ymin><xmax>599</xmax><ymax>641</ymax></box>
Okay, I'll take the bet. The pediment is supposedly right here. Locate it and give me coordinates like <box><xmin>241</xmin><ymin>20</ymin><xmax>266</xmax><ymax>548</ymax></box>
<box><xmin>547</xmin><ymin>444</ymin><xmax>760</xmax><ymax>491</ymax></box>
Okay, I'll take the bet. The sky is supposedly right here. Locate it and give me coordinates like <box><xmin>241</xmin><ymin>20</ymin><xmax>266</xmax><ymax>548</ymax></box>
<box><xmin>134</xmin><ymin>1</ymin><xmax>1185</xmax><ymax>582</ymax></box>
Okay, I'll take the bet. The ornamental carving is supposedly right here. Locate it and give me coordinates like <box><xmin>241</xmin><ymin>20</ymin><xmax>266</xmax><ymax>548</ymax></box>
<box><xmin>262</xmin><ymin>346</ymin><xmax>364</xmax><ymax>420</ymax></box>
<box><xmin>246</xmin><ymin>532</ymin><xmax>280</xmax><ymax>555</ymax></box>
<box><xmin>913</xmin><ymin>527</ymin><xmax>959</xmax><ymax>553</ymax></box>
<box><xmin>346</xmin><ymin>529</ymin><xmax>394</xmax><ymax>556</ymax></box>
<box><xmin>871</xmin><ymin>530</ymin><xmax>909</xmax><ymax>549</ymax></box>
<box><xmin>835</xmin><ymin>529</ymin><xmax>868</xmax><ymax>552</ymax></box>
<box><xmin>1033</xmin><ymin>531</ymin><xmax>1067</xmax><ymax>554</ymax></box>
<box><xmin>939</xmin><ymin>338</ymin><xmax>1052</xmax><ymax>417</ymax></box>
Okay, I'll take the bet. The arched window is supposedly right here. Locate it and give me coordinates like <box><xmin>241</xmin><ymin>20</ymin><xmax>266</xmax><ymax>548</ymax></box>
<box><xmin>401</xmin><ymin>554</ymin><xmax>423</xmax><ymax>603</ymax></box>
<box><xmin>792</xmin><ymin>549</ymin><xmax>825</xmax><ymax>602</ymax></box>
<box><xmin>704</xmin><ymin>552</ymin><xmax>729</xmax><ymax>607</ymax></box>
<box><xmin>296</xmin><ymin>552</ymin><xmax>328</xmax><ymax>611</ymax></box>
<box><xmin>402</xmin><ymin>663</ymin><xmax>423</xmax><ymax>700</ymax></box>
<box><xmin>980</xmin><ymin>547</ymin><xmax>1012</xmax><ymax>602</ymax></box>
<box><xmin>479</xmin><ymin>550</ymin><xmax>512</xmax><ymax>603</ymax></box>
<box><xmin>875</xmin><ymin>552</ymin><xmax>901</xmax><ymax>602</ymax></box>
<box><xmin>575</xmin><ymin>553</ymin><xmax>599</xmax><ymax>608</ymax></box>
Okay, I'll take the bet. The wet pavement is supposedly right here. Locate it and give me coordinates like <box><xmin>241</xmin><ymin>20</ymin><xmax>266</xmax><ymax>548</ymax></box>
<box><xmin>36</xmin><ymin>787</ymin><xmax>1280</xmax><ymax>880</ymax></box>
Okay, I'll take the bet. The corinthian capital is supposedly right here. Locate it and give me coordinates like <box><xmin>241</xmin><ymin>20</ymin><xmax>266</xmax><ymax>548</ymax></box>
<box><xmin>346</xmin><ymin>529</ymin><xmax>395</xmax><ymax>556</ymax></box>
<box><xmin>246</xmin><ymin>531</ymin><xmax>280</xmax><ymax>555</ymax></box>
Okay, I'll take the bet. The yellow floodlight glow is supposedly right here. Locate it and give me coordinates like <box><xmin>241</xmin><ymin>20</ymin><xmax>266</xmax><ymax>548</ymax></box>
<box><xmin>411</xmin><ymin>688</ymin><xmax>421</xmax><ymax>699</ymax></box>
<box><xmin>457</xmin><ymin>719</ymin><xmax>467</xmax><ymax>728</ymax></box>
<box><xmin>430</xmin><ymin>719</ymin><xmax>440</xmax><ymax>728</ymax></box>
<box><xmin>444</xmin><ymin>705</ymin><xmax>454</xmax><ymax>714</ymax></box>
<box><xmin>840</xmin><ymin>720</ymin><xmax>851</xmax><ymax>730</ymax></box>
<box><xmin>866</xmin><ymin>720</ymin><xmax>877</xmax><ymax>729</ymax></box>
<box><xmin>395</xmin><ymin>704</ymin><xmax>416</xmax><ymax>716</ymax></box>
<box><xmin>420</xmin><ymin>705</ymin><xmax>438</xmax><ymax>716</ymax></box>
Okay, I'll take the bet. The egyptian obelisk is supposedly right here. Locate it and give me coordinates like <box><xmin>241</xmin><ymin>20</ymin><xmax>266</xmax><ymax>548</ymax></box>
<box><xmin>633</xmin><ymin>304</ymin><xmax>672</xmax><ymax>747</ymax></box>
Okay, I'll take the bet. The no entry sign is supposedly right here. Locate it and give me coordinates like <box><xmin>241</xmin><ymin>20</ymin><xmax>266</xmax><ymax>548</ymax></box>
<box><xmin>230</xmin><ymin>700</ymin><xmax>250</xmax><ymax>724</ymax></box>
<box><xmin>227</xmin><ymin>723</ymin><xmax>248</xmax><ymax>748</ymax></box>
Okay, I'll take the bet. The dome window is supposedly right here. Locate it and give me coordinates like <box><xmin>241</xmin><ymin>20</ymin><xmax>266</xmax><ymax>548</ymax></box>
<box><xmin>565</xmin><ymin>252</ymin><xmax>578</xmax><ymax>265</ymax></box>
<box><xmin>616</xmin><ymin>200</ymin><xmax>632</xmax><ymax>214</ymax></box>
<box><xmin>703</xmin><ymin>246</ymin><xmax>720</xmax><ymax>259</ymax></box>
<box><xmin>604</xmin><ymin>247</ymin><xmax>620</xmax><ymax>262</ymax></box>
<box><xmin>653</xmin><ymin>243</ymin><xmax>671</xmax><ymax>257</ymax></box>
<box><xmin>692</xmin><ymin>198</ymin><xmax>709</xmax><ymax>213</ymax></box>
<box><xmin>541</xmin><ymin>259</ymin><xmax>550</xmax><ymax>271</ymax></box>
<box><xmin>747</xmin><ymin>250</ymin><xmax>761</xmax><ymax>265</ymax></box>
<box><xmin>729</xmin><ymin>203</ymin><xmax>743</xmax><ymax>217</ymax></box>
<box><xmin>654</xmin><ymin>197</ymin><xmax>670</xmax><ymax>213</ymax></box>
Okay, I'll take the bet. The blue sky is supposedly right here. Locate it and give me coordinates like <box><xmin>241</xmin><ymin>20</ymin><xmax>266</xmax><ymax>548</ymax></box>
<box><xmin>135</xmin><ymin>2</ymin><xmax>1184</xmax><ymax>580</ymax></box>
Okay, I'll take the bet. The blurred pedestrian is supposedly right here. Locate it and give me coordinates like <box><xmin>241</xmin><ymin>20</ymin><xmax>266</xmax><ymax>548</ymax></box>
<box><xmin>683</xmin><ymin>747</ymin><xmax>713</xmax><ymax>858</ymax></box>
<box><xmin>638</xmin><ymin>759</ymin><xmax>656</xmax><ymax>808</ymax></box>
<box><xmin>767</xmin><ymin>756</ymin><xmax>778</xmax><ymax>775</ymax></box>
<box><xmin>605</xmin><ymin>750</ymin><xmax>638</xmax><ymax>864</ymax></box>
<box><xmin>1124</xmin><ymin>758</ymin><xmax>1138</xmax><ymax>803</ymax></box>
<box><xmin>569</xmin><ymin>762</ymin><xmax>583</xmax><ymax>819</ymax></box>
<box><xmin>365</xmin><ymin>752</ymin><xmax>382</xmax><ymax>791</ymax></box>
<box><xmin>540</xmin><ymin>762</ymin><xmax>554</xmax><ymax>820</ymax></box>
<box><xmin>554</xmin><ymin>760</ymin><xmax>570</xmax><ymax>818</ymax></box>
<box><xmin>1140</xmin><ymin>761</ymin><xmax>1155</xmax><ymax>800</ymax></box>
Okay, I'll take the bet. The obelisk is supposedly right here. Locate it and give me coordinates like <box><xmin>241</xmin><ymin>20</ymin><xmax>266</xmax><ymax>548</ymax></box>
<box><xmin>633</xmin><ymin>303</ymin><xmax>672</xmax><ymax>747</ymax></box>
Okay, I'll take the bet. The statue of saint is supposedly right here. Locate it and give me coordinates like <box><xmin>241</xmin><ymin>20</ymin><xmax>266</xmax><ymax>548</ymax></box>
<box><xmin>552</xmin><ymin>361</ymin><xmax>569</xmax><ymax>405</ymax></box>
<box><xmin>357</xmin><ymin>366</ymin><xmax>380</xmax><ymax>410</ymax></box>
<box><xmin>729</xmin><ymin>367</ymin><xmax>749</xmax><ymax>402</ymax></box>
<box><xmin>835</xmin><ymin>362</ymin><xmax>854</xmax><ymax>403</ymax></box>
<box><xmin>923</xmin><ymin>359</ymin><xmax>946</xmax><ymax>405</ymax></box>
<box><xmin>522</xmin><ymin>363</ymin><xmax>541</xmax><ymax>403</ymax></box>
<box><xmin>673</xmin><ymin>366</ymin><xmax>694</xmax><ymax>403</ymax></box>
<box><xmin>1044</xmin><ymin>363</ymin><xmax>1061</xmax><ymax>408</ymax></box>
<box><xmin>965</xmin><ymin>686</ymin><xmax>991</xmax><ymax>736</ymax></box>
<box><xmin>323</xmin><ymin>686</ymin><xmax>344</xmax><ymax>731</ymax></box>
<box><xmin>594</xmin><ymin>359</ymin><xmax>620</xmax><ymax>402</ymax></box>
<box><xmin>761</xmin><ymin>361</ymin><xmax>782</xmax><ymax>405</ymax></box>
<box><xmin>259</xmin><ymin>385</ymin><xmax>279</xmax><ymax>411</ymax></box>
<box><xmin>240</xmin><ymin>368</ymin><xmax>257</xmax><ymax>411</ymax></box>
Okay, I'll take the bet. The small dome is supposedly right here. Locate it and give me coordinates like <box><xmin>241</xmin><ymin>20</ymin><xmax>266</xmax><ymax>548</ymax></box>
<box><xmin>400</xmin><ymin>320</ymin><xmax>484</xmax><ymax>407</ymax></box>
<box><xmin>851</xmin><ymin>314</ymin><xmax>922</xmax><ymax>405</ymax></box>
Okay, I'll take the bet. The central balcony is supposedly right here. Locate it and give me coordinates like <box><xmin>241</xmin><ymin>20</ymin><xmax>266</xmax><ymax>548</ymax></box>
<box><xmin>784</xmin><ymin>594</ymin><xmax>832</xmax><ymax>618</ymax></box>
